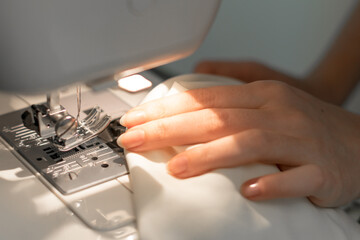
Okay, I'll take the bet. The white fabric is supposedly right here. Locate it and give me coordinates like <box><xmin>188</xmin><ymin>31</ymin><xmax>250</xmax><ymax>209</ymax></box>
<box><xmin>126</xmin><ymin>74</ymin><xmax>360</xmax><ymax>240</ymax></box>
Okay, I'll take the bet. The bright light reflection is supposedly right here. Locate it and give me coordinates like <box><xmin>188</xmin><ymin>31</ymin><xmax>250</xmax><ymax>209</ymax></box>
<box><xmin>118</xmin><ymin>74</ymin><xmax>152</xmax><ymax>92</ymax></box>
<box><xmin>32</xmin><ymin>192</ymin><xmax>65</xmax><ymax>214</ymax></box>
<box><xmin>0</xmin><ymin>168</ymin><xmax>34</xmax><ymax>181</ymax></box>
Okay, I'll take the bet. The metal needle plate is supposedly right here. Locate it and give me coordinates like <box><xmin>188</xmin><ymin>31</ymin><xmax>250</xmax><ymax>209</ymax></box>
<box><xmin>0</xmin><ymin>108</ymin><xmax>128</xmax><ymax>195</ymax></box>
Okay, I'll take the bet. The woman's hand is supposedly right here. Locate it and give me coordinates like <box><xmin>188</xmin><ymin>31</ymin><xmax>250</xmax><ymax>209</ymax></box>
<box><xmin>118</xmin><ymin>80</ymin><xmax>360</xmax><ymax>207</ymax></box>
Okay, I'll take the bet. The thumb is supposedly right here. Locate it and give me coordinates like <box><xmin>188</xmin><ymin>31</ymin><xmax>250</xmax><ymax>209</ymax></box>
<box><xmin>194</xmin><ymin>61</ymin><xmax>254</xmax><ymax>80</ymax></box>
<box><xmin>194</xmin><ymin>60</ymin><xmax>274</xmax><ymax>83</ymax></box>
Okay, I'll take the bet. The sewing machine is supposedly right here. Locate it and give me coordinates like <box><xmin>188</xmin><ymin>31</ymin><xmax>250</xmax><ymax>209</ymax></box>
<box><xmin>0</xmin><ymin>1</ymin><xmax>221</xmax><ymax>239</ymax></box>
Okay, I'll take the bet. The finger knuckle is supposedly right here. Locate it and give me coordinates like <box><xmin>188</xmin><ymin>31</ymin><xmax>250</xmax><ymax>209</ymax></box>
<box><xmin>190</xmin><ymin>88</ymin><xmax>218</xmax><ymax>107</ymax></box>
<box><xmin>213</xmin><ymin>109</ymin><xmax>231</xmax><ymax>126</ymax></box>
<box><xmin>198</xmin><ymin>146</ymin><xmax>212</xmax><ymax>166</ymax></box>
<box><xmin>200</xmin><ymin>109</ymin><xmax>229</xmax><ymax>135</ymax></box>
<box><xmin>246</xmin><ymin>129</ymin><xmax>271</xmax><ymax>146</ymax></box>
<box><xmin>153</xmin><ymin>103</ymin><xmax>167</xmax><ymax>119</ymax></box>
<box><xmin>187</xmin><ymin>146</ymin><xmax>213</xmax><ymax>174</ymax></box>
<box><xmin>255</xmin><ymin>80</ymin><xmax>293</xmax><ymax>101</ymax></box>
<box><xmin>308</xmin><ymin>164</ymin><xmax>326</xmax><ymax>193</ymax></box>
<box><xmin>269</xmin><ymin>81</ymin><xmax>291</xmax><ymax>95</ymax></box>
<box><xmin>152</xmin><ymin>120</ymin><xmax>170</xmax><ymax>140</ymax></box>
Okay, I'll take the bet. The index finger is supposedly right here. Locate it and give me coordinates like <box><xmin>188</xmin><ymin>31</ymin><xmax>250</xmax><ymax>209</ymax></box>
<box><xmin>120</xmin><ymin>84</ymin><xmax>266</xmax><ymax>128</ymax></box>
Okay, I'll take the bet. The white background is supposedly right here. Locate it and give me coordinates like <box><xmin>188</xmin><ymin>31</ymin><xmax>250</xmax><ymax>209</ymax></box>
<box><xmin>159</xmin><ymin>0</ymin><xmax>360</xmax><ymax>112</ymax></box>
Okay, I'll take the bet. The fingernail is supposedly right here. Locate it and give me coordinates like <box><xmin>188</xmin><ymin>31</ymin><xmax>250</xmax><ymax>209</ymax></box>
<box><xmin>242</xmin><ymin>178</ymin><xmax>261</xmax><ymax>199</ymax></box>
<box><xmin>167</xmin><ymin>155</ymin><xmax>188</xmax><ymax>175</ymax></box>
<box><xmin>118</xmin><ymin>129</ymin><xmax>145</xmax><ymax>149</ymax></box>
<box><xmin>120</xmin><ymin>111</ymin><xmax>146</xmax><ymax>127</ymax></box>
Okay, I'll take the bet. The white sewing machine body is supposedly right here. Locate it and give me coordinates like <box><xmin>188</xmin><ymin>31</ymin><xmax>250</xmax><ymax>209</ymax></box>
<box><xmin>0</xmin><ymin>0</ymin><xmax>220</xmax><ymax>93</ymax></box>
<box><xmin>0</xmin><ymin>1</ymin><xmax>221</xmax><ymax>239</ymax></box>
<box><xmin>0</xmin><ymin>74</ymin><xmax>161</xmax><ymax>239</ymax></box>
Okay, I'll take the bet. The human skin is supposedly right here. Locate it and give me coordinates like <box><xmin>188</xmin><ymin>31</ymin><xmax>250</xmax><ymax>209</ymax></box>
<box><xmin>118</xmin><ymin>80</ymin><xmax>360</xmax><ymax>207</ymax></box>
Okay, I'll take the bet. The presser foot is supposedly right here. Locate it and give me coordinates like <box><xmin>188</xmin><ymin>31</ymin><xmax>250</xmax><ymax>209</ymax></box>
<box><xmin>54</xmin><ymin>106</ymin><xmax>112</xmax><ymax>151</ymax></box>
